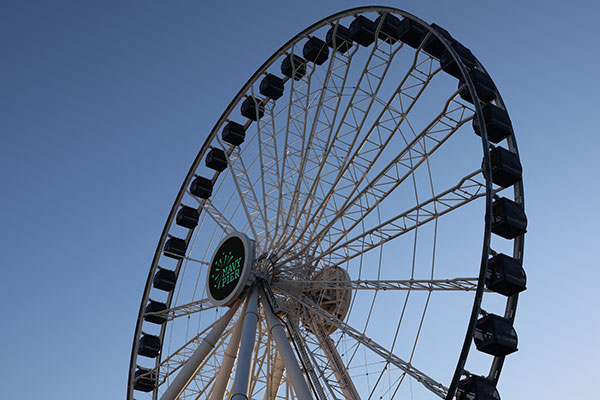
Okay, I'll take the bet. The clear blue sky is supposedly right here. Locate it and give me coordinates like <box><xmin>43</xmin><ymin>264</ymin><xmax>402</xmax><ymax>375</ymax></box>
<box><xmin>1</xmin><ymin>1</ymin><xmax>598</xmax><ymax>399</ymax></box>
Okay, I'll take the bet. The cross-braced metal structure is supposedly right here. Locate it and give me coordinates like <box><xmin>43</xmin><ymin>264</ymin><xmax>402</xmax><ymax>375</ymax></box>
<box><xmin>129</xmin><ymin>6</ymin><xmax>526</xmax><ymax>400</ymax></box>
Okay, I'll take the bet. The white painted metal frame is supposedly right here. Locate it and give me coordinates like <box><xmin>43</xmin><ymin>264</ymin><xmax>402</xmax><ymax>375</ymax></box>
<box><xmin>129</xmin><ymin>6</ymin><xmax>524</xmax><ymax>400</ymax></box>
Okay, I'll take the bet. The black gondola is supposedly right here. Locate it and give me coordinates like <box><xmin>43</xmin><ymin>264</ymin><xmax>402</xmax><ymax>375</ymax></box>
<box><xmin>492</xmin><ymin>197</ymin><xmax>527</xmax><ymax>239</ymax></box>
<box><xmin>349</xmin><ymin>15</ymin><xmax>376</xmax><ymax>47</ymax></box>
<box><xmin>175</xmin><ymin>205</ymin><xmax>199</xmax><ymax>229</ymax></box>
<box><xmin>474</xmin><ymin>313</ymin><xmax>518</xmax><ymax>357</ymax></box>
<box><xmin>163</xmin><ymin>237</ymin><xmax>187</xmax><ymax>260</ymax></box>
<box><xmin>303</xmin><ymin>37</ymin><xmax>329</xmax><ymax>65</ymax></box>
<box><xmin>456</xmin><ymin>375</ymin><xmax>501</xmax><ymax>400</ymax></box>
<box><xmin>489</xmin><ymin>146</ymin><xmax>522</xmax><ymax>188</ymax></box>
<box><xmin>281</xmin><ymin>54</ymin><xmax>306</xmax><ymax>80</ymax></box>
<box><xmin>138</xmin><ymin>334</ymin><xmax>161</xmax><ymax>358</ymax></box>
<box><xmin>153</xmin><ymin>267</ymin><xmax>177</xmax><ymax>292</ymax></box>
<box><xmin>222</xmin><ymin>121</ymin><xmax>246</xmax><ymax>145</ymax></box>
<box><xmin>190</xmin><ymin>176</ymin><xmax>213</xmax><ymax>199</ymax></box>
<box><xmin>473</xmin><ymin>103</ymin><xmax>514</xmax><ymax>144</ymax></box>
<box><xmin>259</xmin><ymin>74</ymin><xmax>284</xmax><ymax>100</ymax></box>
<box><xmin>326</xmin><ymin>24</ymin><xmax>353</xmax><ymax>53</ymax></box>
<box><xmin>205</xmin><ymin>148</ymin><xmax>227</xmax><ymax>172</ymax></box>
<box><xmin>486</xmin><ymin>253</ymin><xmax>527</xmax><ymax>296</ymax></box>
<box><xmin>143</xmin><ymin>300</ymin><xmax>167</xmax><ymax>324</ymax></box>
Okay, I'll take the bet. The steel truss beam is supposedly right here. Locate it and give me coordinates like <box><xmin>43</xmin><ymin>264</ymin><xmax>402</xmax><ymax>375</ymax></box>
<box><xmin>284</xmin><ymin>313</ymin><xmax>334</xmax><ymax>400</ymax></box>
<box><xmin>283</xmin><ymin>168</ymin><xmax>489</xmax><ymax>273</ymax></box>
<box><xmin>218</xmin><ymin>134</ymin><xmax>269</xmax><ymax>247</ymax></box>
<box><xmin>284</xmin><ymin>92</ymin><xmax>474</xmax><ymax>269</ymax></box>
<box><xmin>273</xmin><ymin>277</ymin><xmax>481</xmax><ymax>293</ymax></box>
<box><xmin>272</xmin><ymin>34</ymin><xmax>359</xmax><ymax>253</ymax></box>
<box><xmin>281</xmin><ymin>47</ymin><xmax>442</xmax><ymax>259</ymax></box>
<box><xmin>311</xmin><ymin>320</ymin><xmax>361</xmax><ymax>400</ymax></box>
<box><xmin>277</xmin><ymin>33</ymin><xmax>406</xmax><ymax>255</ymax></box>
<box><xmin>272</xmin><ymin>49</ymin><xmax>315</xmax><ymax>252</ymax></box>
<box><xmin>282</xmin><ymin>290</ymin><xmax>449</xmax><ymax>399</ymax></box>
<box><xmin>144</xmin><ymin>298</ymin><xmax>215</xmax><ymax>322</ymax></box>
<box><xmin>190</xmin><ymin>197</ymin><xmax>237</xmax><ymax>234</ymax></box>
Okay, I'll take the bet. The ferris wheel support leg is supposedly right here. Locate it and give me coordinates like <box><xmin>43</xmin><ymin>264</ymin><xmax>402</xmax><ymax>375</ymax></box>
<box><xmin>210</xmin><ymin>299</ymin><xmax>248</xmax><ymax>400</ymax></box>
<box><xmin>230</xmin><ymin>288</ymin><xmax>259</xmax><ymax>400</ymax></box>
<box><xmin>261</xmin><ymin>293</ymin><xmax>314</xmax><ymax>400</ymax></box>
<box><xmin>160</xmin><ymin>301</ymin><xmax>240</xmax><ymax>400</ymax></box>
<box><xmin>264</xmin><ymin>352</ymin><xmax>285</xmax><ymax>400</ymax></box>
<box><xmin>315</xmin><ymin>326</ymin><xmax>360</xmax><ymax>400</ymax></box>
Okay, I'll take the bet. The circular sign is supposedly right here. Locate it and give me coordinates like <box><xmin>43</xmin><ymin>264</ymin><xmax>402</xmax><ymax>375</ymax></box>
<box><xmin>207</xmin><ymin>232</ymin><xmax>253</xmax><ymax>306</ymax></box>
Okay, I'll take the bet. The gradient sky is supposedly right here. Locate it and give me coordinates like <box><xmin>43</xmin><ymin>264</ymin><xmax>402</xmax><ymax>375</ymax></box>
<box><xmin>1</xmin><ymin>1</ymin><xmax>599</xmax><ymax>399</ymax></box>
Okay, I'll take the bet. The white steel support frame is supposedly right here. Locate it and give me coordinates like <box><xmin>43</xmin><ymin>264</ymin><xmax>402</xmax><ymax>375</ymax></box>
<box><xmin>274</xmin><ymin>277</ymin><xmax>482</xmax><ymax>294</ymax></box>
<box><xmin>281</xmin><ymin>43</ymin><xmax>438</xmax><ymax>256</ymax></box>
<box><xmin>312</xmin><ymin>323</ymin><xmax>360</xmax><ymax>400</ymax></box>
<box><xmin>271</xmin><ymin>35</ymin><xmax>358</xmax><ymax>252</ymax></box>
<box><xmin>218</xmin><ymin>134</ymin><xmax>269</xmax><ymax>246</ymax></box>
<box><xmin>231</xmin><ymin>289</ymin><xmax>260</xmax><ymax>400</ymax></box>
<box><xmin>273</xmin><ymin>31</ymin><xmax>404</xmax><ymax>254</ymax></box>
<box><xmin>264</xmin><ymin>352</ymin><xmax>285</xmax><ymax>400</ymax></box>
<box><xmin>261</xmin><ymin>291</ymin><xmax>314</xmax><ymax>400</ymax></box>
<box><xmin>283</xmin><ymin>290</ymin><xmax>449</xmax><ymax>399</ymax></box>
<box><xmin>280</xmin><ymin>92</ymin><xmax>474</xmax><ymax>269</ymax></box>
<box><xmin>288</xmin><ymin>321</ymin><xmax>354</xmax><ymax>400</ymax></box>
<box><xmin>210</xmin><ymin>301</ymin><xmax>248</xmax><ymax>400</ymax></box>
<box><xmin>283</xmin><ymin>312</ymin><xmax>336</xmax><ymax>400</ymax></box>
<box><xmin>154</xmin><ymin>318</ymin><xmax>231</xmax><ymax>386</ymax></box>
<box><xmin>129</xmin><ymin>7</ymin><xmax>524</xmax><ymax>400</ymax></box>
<box><xmin>160</xmin><ymin>302</ymin><xmax>240</xmax><ymax>400</ymax></box>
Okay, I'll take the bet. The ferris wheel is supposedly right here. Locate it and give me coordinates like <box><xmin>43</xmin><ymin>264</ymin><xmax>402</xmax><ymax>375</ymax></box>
<box><xmin>128</xmin><ymin>6</ymin><xmax>526</xmax><ymax>400</ymax></box>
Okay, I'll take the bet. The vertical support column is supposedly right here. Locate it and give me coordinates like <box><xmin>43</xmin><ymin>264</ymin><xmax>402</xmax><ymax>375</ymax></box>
<box><xmin>230</xmin><ymin>288</ymin><xmax>259</xmax><ymax>400</ymax></box>
<box><xmin>210</xmin><ymin>299</ymin><xmax>248</xmax><ymax>400</ymax></box>
<box><xmin>261</xmin><ymin>294</ymin><xmax>313</xmax><ymax>400</ymax></box>
<box><xmin>161</xmin><ymin>302</ymin><xmax>240</xmax><ymax>400</ymax></box>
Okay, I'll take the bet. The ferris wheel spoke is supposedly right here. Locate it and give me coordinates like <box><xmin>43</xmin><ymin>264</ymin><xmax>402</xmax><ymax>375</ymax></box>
<box><xmin>217</xmin><ymin>137</ymin><xmax>268</xmax><ymax>245</ymax></box>
<box><xmin>284</xmin><ymin>51</ymin><xmax>441</xmax><ymax>257</ymax></box>
<box><xmin>273</xmin><ymin>277</ymin><xmax>481</xmax><ymax>293</ymax></box>
<box><xmin>281</xmin><ymin>290</ymin><xmax>448</xmax><ymax>399</ymax></box>
<box><xmin>286</xmin><ymin>92</ymin><xmax>474</xmax><ymax>264</ymax></box>
<box><xmin>285</xmin><ymin>44</ymin><xmax>406</xmax><ymax>247</ymax></box>
<box><xmin>309</xmin><ymin>168</ymin><xmax>489</xmax><ymax>269</ymax></box>
<box><xmin>274</xmin><ymin>35</ymin><xmax>401</xmax><ymax>253</ymax></box>
<box><xmin>191</xmin><ymin>197</ymin><xmax>238</xmax><ymax>235</ymax></box>
<box><xmin>144</xmin><ymin>298</ymin><xmax>216</xmax><ymax>322</ymax></box>
<box><xmin>273</xmin><ymin>51</ymin><xmax>315</xmax><ymax>249</ymax></box>
<box><xmin>257</xmin><ymin>101</ymin><xmax>284</xmax><ymax>247</ymax></box>
<box><xmin>273</xmin><ymin>36</ymin><xmax>358</xmax><ymax>252</ymax></box>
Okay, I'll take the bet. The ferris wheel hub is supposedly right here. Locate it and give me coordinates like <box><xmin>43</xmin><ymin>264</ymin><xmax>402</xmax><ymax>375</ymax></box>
<box><xmin>273</xmin><ymin>265</ymin><xmax>352</xmax><ymax>334</ymax></box>
<box><xmin>302</xmin><ymin>266</ymin><xmax>352</xmax><ymax>334</ymax></box>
